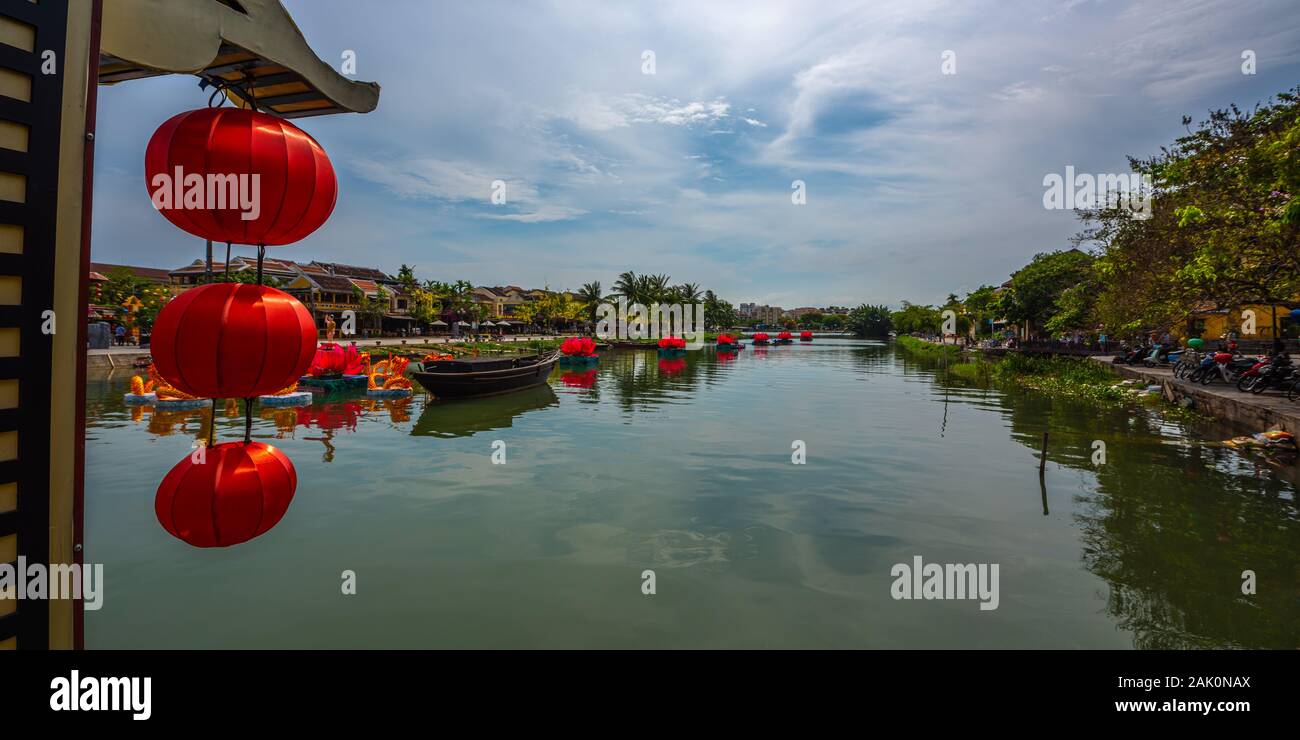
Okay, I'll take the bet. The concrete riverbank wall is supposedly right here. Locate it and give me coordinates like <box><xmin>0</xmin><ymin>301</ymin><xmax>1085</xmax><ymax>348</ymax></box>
<box><xmin>1089</xmin><ymin>356</ymin><xmax>1300</xmax><ymax>434</ymax></box>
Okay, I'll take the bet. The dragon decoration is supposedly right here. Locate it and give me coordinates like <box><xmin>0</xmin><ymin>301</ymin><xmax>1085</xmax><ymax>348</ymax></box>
<box><xmin>367</xmin><ymin>354</ymin><xmax>413</xmax><ymax>392</ymax></box>
<box><xmin>130</xmin><ymin>364</ymin><xmax>199</xmax><ymax>400</ymax></box>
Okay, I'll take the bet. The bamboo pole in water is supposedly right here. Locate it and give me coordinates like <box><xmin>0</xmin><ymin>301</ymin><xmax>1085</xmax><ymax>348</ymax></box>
<box><xmin>1039</xmin><ymin>432</ymin><xmax>1049</xmax><ymax>474</ymax></box>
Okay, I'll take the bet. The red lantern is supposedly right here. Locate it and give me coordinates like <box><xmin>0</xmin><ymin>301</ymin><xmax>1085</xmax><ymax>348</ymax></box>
<box><xmin>155</xmin><ymin>442</ymin><xmax>297</xmax><ymax>548</ymax></box>
<box><xmin>151</xmin><ymin>283</ymin><xmax>317</xmax><ymax>399</ymax></box>
<box><xmin>145</xmin><ymin>108</ymin><xmax>337</xmax><ymax>246</ymax></box>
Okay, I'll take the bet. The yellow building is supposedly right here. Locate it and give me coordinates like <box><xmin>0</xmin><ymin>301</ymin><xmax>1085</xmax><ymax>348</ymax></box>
<box><xmin>1180</xmin><ymin>303</ymin><xmax>1296</xmax><ymax>341</ymax></box>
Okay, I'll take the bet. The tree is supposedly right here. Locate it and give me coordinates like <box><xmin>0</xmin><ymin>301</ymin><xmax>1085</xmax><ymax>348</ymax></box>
<box><xmin>396</xmin><ymin>264</ymin><xmax>419</xmax><ymax>293</ymax></box>
<box><xmin>703</xmin><ymin>290</ymin><xmax>736</xmax><ymax>330</ymax></box>
<box><xmin>890</xmin><ymin>302</ymin><xmax>942</xmax><ymax>335</ymax></box>
<box><xmin>93</xmin><ymin>268</ymin><xmax>171</xmax><ymax>331</ymax></box>
<box><xmin>995</xmin><ymin>250</ymin><xmax>1094</xmax><ymax>334</ymax></box>
<box><xmin>822</xmin><ymin>314</ymin><xmax>846</xmax><ymax>330</ymax></box>
<box><xmin>352</xmin><ymin>285</ymin><xmax>389</xmax><ymax>335</ymax></box>
<box><xmin>847</xmin><ymin>304</ymin><xmax>892</xmax><ymax>338</ymax></box>
<box><xmin>576</xmin><ymin>281</ymin><xmax>604</xmax><ymax>324</ymax></box>
<box><xmin>962</xmin><ymin>285</ymin><xmax>999</xmax><ymax>337</ymax></box>
<box><xmin>1080</xmin><ymin>88</ymin><xmax>1300</xmax><ymax>337</ymax></box>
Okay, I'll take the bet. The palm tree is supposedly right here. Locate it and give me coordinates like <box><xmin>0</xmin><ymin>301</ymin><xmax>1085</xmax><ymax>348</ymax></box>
<box><xmin>676</xmin><ymin>282</ymin><xmax>703</xmax><ymax>303</ymax></box>
<box><xmin>576</xmin><ymin>281</ymin><xmax>603</xmax><ymax>324</ymax></box>
<box><xmin>610</xmin><ymin>272</ymin><xmax>641</xmax><ymax>304</ymax></box>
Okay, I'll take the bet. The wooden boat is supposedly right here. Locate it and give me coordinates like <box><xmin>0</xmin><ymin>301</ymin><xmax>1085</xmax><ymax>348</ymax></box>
<box><xmin>410</xmin><ymin>350</ymin><xmax>560</xmax><ymax>398</ymax></box>
<box><xmin>609</xmin><ymin>341</ymin><xmax>659</xmax><ymax>350</ymax></box>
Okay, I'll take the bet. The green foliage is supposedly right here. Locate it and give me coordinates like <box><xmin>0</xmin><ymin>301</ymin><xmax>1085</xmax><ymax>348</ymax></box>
<box><xmin>996</xmin><ymin>250</ymin><xmax>1095</xmax><ymax>331</ymax></box>
<box><xmin>1080</xmin><ymin>87</ymin><xmax>1300</xmax><ymax>334</ymax></box>
<box><xmin>895</xmin><ymin>335</ymin><xmax>960</xmax><ymax>357</ymax></box>
<box><xmin>92</xmin><ymin>269</ymin><xmax>172</xmax><ymax>330</ymax></box>
<box><xmin>889</xmin><ymin>302</ymin><xmax>941</xmax><ymax>335</ymax></box>
<box><xmin>703</xmin><ymin>290</ymin><xmax>737</xmax><ymax>329</ymax></box>
<box><xmin>847</xmin><ymin>304</ymin><xmax>893</xmax><ymax>337</ymax></box>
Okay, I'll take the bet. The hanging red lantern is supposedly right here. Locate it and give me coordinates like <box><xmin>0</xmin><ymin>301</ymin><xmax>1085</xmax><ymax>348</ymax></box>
<box><xmin>145</xmin><ymin>107</ymin><xmax>337</xmax><ymax>246</ymax></box>
<box><xmin>155</xmin><ymin>442</ymin><xmax>297</xmax><ymax>548</ymax></box>
<box><xmin>150</xmin><ymin>283</ymin><xmax>317</xmax><ymax>399</ymax></box>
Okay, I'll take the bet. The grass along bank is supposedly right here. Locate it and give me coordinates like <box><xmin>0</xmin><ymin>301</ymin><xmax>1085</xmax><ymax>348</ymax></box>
<box><xmin>894</xmin><ymin>336</ymin><xmax>1200</xmax><ymax>411</ymax></box>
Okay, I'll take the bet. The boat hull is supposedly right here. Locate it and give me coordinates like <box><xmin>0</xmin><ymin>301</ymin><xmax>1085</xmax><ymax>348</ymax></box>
<box><xmin>410</xmin><ymin>352</ymin><xmax>560</xmax><ymax>398</ymax></box>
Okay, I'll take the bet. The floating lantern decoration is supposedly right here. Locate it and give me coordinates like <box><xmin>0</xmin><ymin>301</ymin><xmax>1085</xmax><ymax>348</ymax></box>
<box><xmin>716</xmin><ymin>333</ymin><xmax>744</xmax><ymax>352</ymax></box>
<box><xmin>367</xmin><ymin>355</ymin><xmax>414</xmax><ymax>397</ymax></box>
<box><xmin>657</xmin><ymin>335</ymin><xmax>687</xmax><ymax>357</ymax></box>
<box><xmin>150</xmin><ymin>283</ymin><xmax>317</xmax><ymax>400</ymax></box>
<box><xmin>145</xmin><ymin>108</ymin><xmax>337</xmax><ymax>246</ymax></box>
<box><xmin>800</xmin><ymin>331</ymin><xmax>813</xmax><ymax>341</ymax></box>
<box><xmin>308</xmin><ymin>342</ymin><xmax>368</xmax><ymax>377</ymax></box>
<box><xmin>259</xmin><ymin>381</ymin><xmax>313</xmax><ymax>407</ymax></box>
<box><xmin>561</xmin><ymin>337</ymin><xmax>600</xmax><ymax>365</ymax></box>
<box><xmin>774</xmin><ymin>331</ymin><xmax>794</xmax><ymax>344</ymax></box>
<box><xmin>752</xmin><ymin>332</ymin><xmax>771</xmax><ymax>345</ymax></box>
<box><xmin>155</xmin><ymin>442</ymin><xmax>296</xmax><ymax>548</ymax></box>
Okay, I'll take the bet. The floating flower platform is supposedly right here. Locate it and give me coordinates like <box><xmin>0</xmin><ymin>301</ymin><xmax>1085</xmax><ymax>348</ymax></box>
<box><xmin>366</xmin><ymin>387</ymin><xmax>412</xmax><ymax>398</ymax></box>
<box><xmin>123</xmin><ymin>392</ymin><xmax>158</xmax><ymax>405</ymax></box>
<box><xmin>657</xmin><ymin>348</ymin><xmax>688</xmax><ymax>358</ymax></box>
<box><xmin>259</xmin><ymin>391</ymin><xmax>314</xmax><ymax>407</ymax></box>
<box><xmin>299</xmin><ymin>374</ymin><xmax>368</xmax><ymax>392</ymax></box>
<box><xmin>155</xmin><ymin>397</ymin><xmax>210</xmax><ymax>410</ymax></box>
<box><xmin>559</xmin><ymin>354</ymin><xmax>600</xmax><ymax>366</ymax></box>
<box><xmin>716</xmin><ymin>343</ymin><xmax>745</xmax><ymax>352</ymax></box>
<box><xmin>772</xmin><ymin>338</ymin><xmax>794</xmax><ymax>345</ymax></box>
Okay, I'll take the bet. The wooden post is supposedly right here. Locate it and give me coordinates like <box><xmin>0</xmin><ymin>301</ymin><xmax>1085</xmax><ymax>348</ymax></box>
<box><xmin>1039</xmin><ymin>431</ymin><xmax>1049</xmax><ymax>474</ymax></box>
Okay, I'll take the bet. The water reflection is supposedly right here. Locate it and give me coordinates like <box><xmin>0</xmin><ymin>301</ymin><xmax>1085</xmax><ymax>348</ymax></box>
<box><xmin>910</xmin><ymin>349</ymin><xmax>1300</xmax><ymax>649</ymax></box>
<box><xmin>85</xmin><ymin>341</ymin><xmax>1300</xmax><ymax>648</ymax></box>
<box><xmin>411</xmin><ymin>384</ymin><xmax>558</xmax><ymax>438</ymax></box>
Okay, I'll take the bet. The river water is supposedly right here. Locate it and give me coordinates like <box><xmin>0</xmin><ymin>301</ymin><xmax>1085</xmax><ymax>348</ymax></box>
<box><xmin>84</xmin><ymin>339</ymin><xmax>1299</xmax><ymax>648</ymax></box>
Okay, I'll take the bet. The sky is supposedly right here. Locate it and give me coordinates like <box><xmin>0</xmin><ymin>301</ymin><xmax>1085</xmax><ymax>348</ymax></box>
<box><xmin>90</xmin><ymin>0</ymin><xmax>1300</xmax><ymax>309</ymax></box>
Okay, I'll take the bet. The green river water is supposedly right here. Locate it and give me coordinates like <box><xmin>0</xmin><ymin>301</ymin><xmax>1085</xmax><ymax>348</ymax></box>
<box><xmin>83</xmin><ymin>339</ymin><xmax>1299</xmax><ymax>648</ymax></box>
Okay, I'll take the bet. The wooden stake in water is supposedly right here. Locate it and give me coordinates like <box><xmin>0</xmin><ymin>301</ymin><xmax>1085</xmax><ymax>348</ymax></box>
<box><xmin>1039</xmin><ymin>431</ymin><xmax>1049</xmax><ymax>474</ymax></box>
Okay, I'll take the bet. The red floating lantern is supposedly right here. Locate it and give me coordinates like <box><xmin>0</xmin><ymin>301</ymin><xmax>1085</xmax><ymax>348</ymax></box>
<box><xmin>657</xmin><ymin>335</ymin><xmax>686</xmax><ymax>350</ymax></box>
<box><xmin>151</xmin><ymin>283</ymin><xmax>317</xmax><ymax>399</ymax></box>
<box><xmin>155</xmin><ymin>442</ymin><xmax>297</xmax><ymax>548</ymax></box>
<box><xmin>562</xmin><ymin>337</ymin><xmax>597</xmax><ymax>356</ymax></box>
<box><xmin>309</xmin><ymin>342</ymin><xmax>367</xmax><ymax>377</ymax></box>
<box><xmin>145</xmin><ymin>108</ymin><xmax>337</xmax><ymax>246</ymax></box>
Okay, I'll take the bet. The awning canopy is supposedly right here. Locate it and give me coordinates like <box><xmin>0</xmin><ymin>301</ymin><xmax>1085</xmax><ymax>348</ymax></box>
<box><xmin>430</xmin><ymin>320</ymin><xmax>448</xmax><ymax>326</ymax></box>
<box><xmin>99</xmin><ymin>0</ymin><xmax>381</xmax><ymax>119</ymax></box>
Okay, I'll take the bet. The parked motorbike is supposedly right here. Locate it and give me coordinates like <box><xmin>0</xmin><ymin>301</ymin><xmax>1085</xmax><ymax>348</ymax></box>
<box><xmin>1236</xmin><ymin>353</ymin><xmax>1292</xmax><ymax>393</ymax></box>
<box><xmin>1200</xmin><ymin>352</ymin><xmax>1259</xmax><ymax>385</ymax></box>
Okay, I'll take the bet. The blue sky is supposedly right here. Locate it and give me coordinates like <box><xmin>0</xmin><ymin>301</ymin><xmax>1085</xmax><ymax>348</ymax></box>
<box><xmin>90</xmin><ymin>0</ymin><xmax>1300</xmax><ymax>308</ymax></box>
